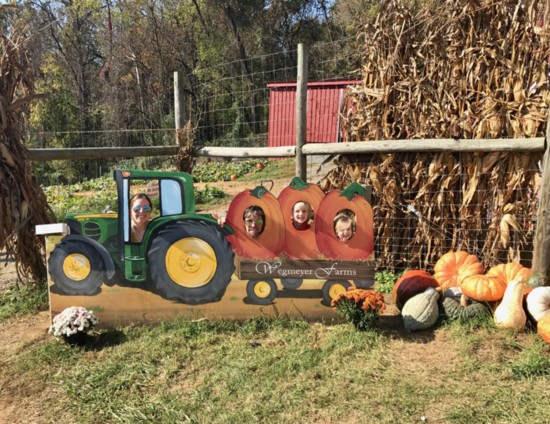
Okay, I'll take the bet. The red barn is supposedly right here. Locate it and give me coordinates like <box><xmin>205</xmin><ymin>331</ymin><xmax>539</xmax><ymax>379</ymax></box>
<box><xmin>266</xmin><ymin>80</ymin><xmax>361</xmax><ymax>147</ymax></box>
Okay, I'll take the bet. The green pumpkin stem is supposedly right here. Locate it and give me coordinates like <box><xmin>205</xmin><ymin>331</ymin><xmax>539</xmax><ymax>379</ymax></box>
<box><xmin>289</xmin><ymin>176</ymin><xmax>309</xmax><ymax>191</ymax></box>
<box><xmin>340</xmin><ymin>182</ymin><xmax>366</xmax><ymax>201</ymax></box>
<box><xmin>251</xmin><ymin>185</ymin><xmax>268</xmax><ymax>198</ymax></box>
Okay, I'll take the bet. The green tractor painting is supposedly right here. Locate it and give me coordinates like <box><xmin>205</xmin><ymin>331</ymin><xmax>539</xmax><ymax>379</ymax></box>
<box><xmin>47</xmin><ymin>170</ymin><xmax>235</xmax><ymax>305</ymax></box>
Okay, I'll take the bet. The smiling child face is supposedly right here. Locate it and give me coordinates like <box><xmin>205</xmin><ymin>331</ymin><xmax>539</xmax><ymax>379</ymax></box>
<box><xmin>292</xmin><ymin>202</ymin><xmax>310</xmax><ymax>225</ymax></box>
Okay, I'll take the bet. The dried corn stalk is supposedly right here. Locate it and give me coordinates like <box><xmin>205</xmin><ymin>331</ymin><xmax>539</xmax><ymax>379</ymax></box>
<box><xmin>1</xmin><ymin>18</ymin><xmax>55</xmax><ymax>282</ymax></box>
<box><xmin>320</xmin><ymin>0</ymin><xmax>549</xmax><ymax>271</ymax></box>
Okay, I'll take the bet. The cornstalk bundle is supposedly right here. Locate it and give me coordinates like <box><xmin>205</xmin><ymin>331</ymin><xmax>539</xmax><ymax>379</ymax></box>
<box><xmin>320</xmin><ymin>0</ymin><xmax>550</xmax><ymax>271</ymax></box>
<box><xmin>1</xmin><ymin>21</ymin><xmax>55</xmax><ymax>281</ymax></box>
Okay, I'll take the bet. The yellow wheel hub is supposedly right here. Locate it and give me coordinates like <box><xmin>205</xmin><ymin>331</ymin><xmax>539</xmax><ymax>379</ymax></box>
<box><xmin>62</xmin><ymin>254</ymin><xmax>91</xmax><ymax>281</ymax></box>
<box><xmin>253</xmin><ymin>281</ymin><xmax>273</xmax><ymax>299</ymax></box>
<box><xmin>165</xmin><ymin>237</ymin><xmax>216</xmax><ymax>288</ymax></box>
<box><xmin>329</xmin><ymin>283</ymin><xmax>347</xmax><ymax>300</ymax></box>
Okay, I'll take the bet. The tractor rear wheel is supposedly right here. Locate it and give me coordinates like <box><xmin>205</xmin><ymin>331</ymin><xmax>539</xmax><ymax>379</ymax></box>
<box><xmin>48</xmin><ymin>240</ymin><xmax>105</xmax><ymax>295</ymax></box>
<box><xmin>148</xmin><ymin>221</ymin><xmax>235</xmax><ymax>304</ymax></box>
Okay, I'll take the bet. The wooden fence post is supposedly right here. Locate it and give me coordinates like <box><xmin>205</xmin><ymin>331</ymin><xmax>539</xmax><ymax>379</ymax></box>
<box><xmin>174</xmin><ymin>71</ymin><xmax>185</xmax><ymax>143</ymax></box>
<box><xmin>533</xmin><ymin>112</ymin><xmax>550</xmax><ymax>281</ymax></box>
<box><xmin>296</xmin><ymin>43</ymin><xmax>308</xmax><ymax>180</ymax></box>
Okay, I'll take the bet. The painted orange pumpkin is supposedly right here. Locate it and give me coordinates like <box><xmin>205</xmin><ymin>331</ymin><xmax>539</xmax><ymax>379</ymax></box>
<box><xmin>537</xmin><ymin>313</ymin><xmax>550</xmax><ymax>344</ymax></box>
<box><xmin>486</xmin><ymin>263</ymin><xmax>533</xmax><ymax>295</ymax></box>
<box><xmin>277</xmin><ymin>177</ymin><xmax>325</xmax><ymax>259</ymax></box>
<box><xmin>433</xmin><ymin>251</ymin><xmax>484</xmax><ymax>290</ymax></box>
<box><xmin>460</xmin><ymin>274</ymin><xmax>506</xmax><ymax>302</ymax></box>
<box><xmin>392</xmin><ymin>269</ymin><xmax>439</xmax><ymax>310</ymax></box>
<box><xmin>226</xmin><ymin>185</ymin><xmax>285</xmax><ymax>259</ymax></box>
<box><xmin>314</xmin><ymin>182</ymin><xmax>374</xmax><ymax>260</ymax></box>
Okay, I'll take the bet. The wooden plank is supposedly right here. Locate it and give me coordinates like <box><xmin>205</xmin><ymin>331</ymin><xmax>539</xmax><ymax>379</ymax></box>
<box><xmin>532</xmin><ymin>113</ymin><xmax>550</xmax><ymax>279</ymax></box>
<box><xmin>302</xmin><ymin>138</ymin><xmax>545</xmax><ymax>154</ymax></box>
<box><xmin>235</xmin><ymin>258</ymin><xmax>375</xmax><ymax>280</ymax></box>
<box><xmin>28</xmin><ymin>138</ymin><xmax>544</xmax><ymax>162</ymax></box>
<box><xmin>28</xmin><ymin>145</ymin><xmax>296</xmax><ymax>161</ymax></box>
<box><xmin>295</xmin><ymin>43</ymin><xmax>308</xmax><ymax>180</ymax></box>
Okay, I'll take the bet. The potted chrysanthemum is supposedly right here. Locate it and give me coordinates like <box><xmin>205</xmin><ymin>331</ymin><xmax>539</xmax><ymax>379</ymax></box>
<box><xmin>331</xmin><ymin>288</ymin><xmax>386</xmax><ymax>331</ymax></box>
<box><xmin>49</xmin><ymin>306</ymin><xmax>99</xmax><ymax>346</ymax></box>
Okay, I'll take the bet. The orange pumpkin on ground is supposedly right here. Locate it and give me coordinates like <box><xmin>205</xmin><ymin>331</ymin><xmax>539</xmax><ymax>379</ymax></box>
<box><xmin>537</xmin><ymin>313</ymin><xmax>550</xmax><ymax>344</ymax></box>
<box><xmin>315</xmin><ymin>183</ymin><xmax>374</xmax><ymax>260</ymax></box>
<box><xmin>460</xmin><ymin>274</ymin><xmax>506</xmax><ymax>302</ymax></box>
<box><xmin>392</xmin><ymin>270</ymin><xmax>439</xmax><ymax>311</ymax></box>
<box><xmin>226</xmin><ymin>185</ymin><xmax>285</xmax><ymax>259</ymax></box>
<box><xmin>433</xmin><ymin>251</ymin><xmax>484</xmax><ymax>290</ymax></box>
<box><xmin>486</xmin><ymin>263</ymin><xmax>533</xmax><ymax>295</ymax></box>
<box><xmin>277</xmin><ymin>177</ymin><xmax>324</xmax><ymax>259</ymax></box>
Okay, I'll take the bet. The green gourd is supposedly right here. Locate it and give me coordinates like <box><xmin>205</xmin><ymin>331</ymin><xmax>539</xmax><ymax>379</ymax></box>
<box><xmin>441</xmin><ymin>295</ymin><xmax>491</xmax><ymax>321</ymax></box>
<box><xmin>401</xmin><ymin>287</ymin><xmax>440</xmax><ymax>332</ymax></box>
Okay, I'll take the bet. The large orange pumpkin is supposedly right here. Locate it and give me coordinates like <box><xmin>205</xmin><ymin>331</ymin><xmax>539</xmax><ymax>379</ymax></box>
<box><xmin>277</xmin><ymin>177</ymin><xmax>325</xmax><ymax>259</ymax></box>
<box><xmin>226</xmin><ymin>185</ymin><xmax>285</xmax><ymax>259</ymax></box>
<box><xmin>433</xmin><ymin>251</ymin><xmax>484</xmax><ymax>290</ymax></box>
<box><xmin>537</xmin><ymin>313</ymin><xmax>550</xmax><ymax>344</ymax></box>
<box><xmin>460</xmin><ymin>274</ymin><xmax>506</xmax><ymax>302</ymax></box>
<box><xmin>315</xmin><ymin>183</ymin><xmax>374</xmax><ymax>260</ymax></box>
<box><xmin>392</xmin><ymin>270</ymin><xmax>439</xmax><ymax>310</ymax></box>
<box><xmin>486</xmin><ymin>263</ymin><xmax>533</xmax><ymax>295</ymax></box>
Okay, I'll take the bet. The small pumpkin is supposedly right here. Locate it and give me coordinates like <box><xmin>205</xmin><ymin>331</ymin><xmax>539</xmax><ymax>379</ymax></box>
<box><xmin>392</xmin><ymin>270</ymin><xmax>439</xmax><ymax>311</ymax></box>
<box><xmin>526</xmin><ymin>286</ymin><xmax>550</xmax><ymax>322</ymax></box>
<box><xmin>433</xmin><ymin>251</ymin><xmax>484</xmax><ymax>290</ymax></box>
<box><xmin>256</xmin><ymin>163</ymin><xmax>265</xmax><ymax>170</ymax></box>
<box><xmin>315</xmin><ymin>182</ymin><xmax>374</xmax><ymax>260</ymax></box>
<box><xmin>401</xmin><ymin>287</ymin><xmax>440</xmax><ymax>332</ymax></box>
<box><xmin>460</xmin><ymin>274</ymin><xmax>507</xmax><ymax>302</ymax></box>
<box><xmin>494</xmin><ymin>278</ymin><xmax>527</xmax><ymax>331</ymax></box>
<box><xmin>277</xmin><ymin>177</ymin><xmax>325</xmax><ymax>259</ymax></box>
<box><xmin>225</xmin><ymin>185</ymin><xmax>285</xmax><ymax>259</ymax></box>
<box><xmin>230</xmin><ymin>174</ymin><xmax>238</xmax><ymax>181</ymax></box>
<box><xmin>441</xmin><ymin>295</ymin><xmax>491</xmax><ymax>322</ymax></box>
<box><xmin>537</xmin><ymin>313</ymin><xmax>550</xmax><ymax>344</ymax></box>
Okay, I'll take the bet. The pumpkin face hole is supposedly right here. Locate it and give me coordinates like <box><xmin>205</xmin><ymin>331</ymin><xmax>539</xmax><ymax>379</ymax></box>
<box><xmin>334</xmin><ymin>209</ymin><xmax>356</xmax><ymax>243</ymax></box>
<box><xmin>291</xmin><ymin>200</ymin><xmax>314</xmax><ymax>231</ymax></box>
<box><xmin>242</xmin><ymin>205</ymin><xmax>266</xmax><ymax>239</ymax></box>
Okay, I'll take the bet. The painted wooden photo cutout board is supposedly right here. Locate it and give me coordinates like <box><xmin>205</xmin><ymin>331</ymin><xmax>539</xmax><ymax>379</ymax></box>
<box><xmin>37</xmin><ymin>170</ymin><xmax>375</xmax><ymax>327</ymax></box>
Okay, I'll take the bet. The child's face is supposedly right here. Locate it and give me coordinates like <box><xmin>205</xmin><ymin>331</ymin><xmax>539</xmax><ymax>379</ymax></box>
<box><xmin>336</xmin><ymin>222</ymin><xmax>352</xmax><ymax>242</ymax></box>
<box><xmin>292</xmin><ymin>203</ymin><xmax>310</xmax><ymax>225</ymax></box>
<box><xmin>244</xmin><ymin>212</ymin><xmax>264</xmax><ymax>238</ymax></box>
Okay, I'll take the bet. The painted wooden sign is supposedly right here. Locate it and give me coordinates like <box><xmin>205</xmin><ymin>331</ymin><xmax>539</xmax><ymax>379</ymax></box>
<box><xmin>37</xmin><ymin>171</ymin><xmax>375</xmax><ymax>327</ymax></box>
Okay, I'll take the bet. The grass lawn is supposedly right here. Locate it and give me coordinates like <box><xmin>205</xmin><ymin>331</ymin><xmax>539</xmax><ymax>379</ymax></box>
<box><xmin>1</xmin><ymin>284</ymin><xmax>549</xmax><ymax>424</ymax></box>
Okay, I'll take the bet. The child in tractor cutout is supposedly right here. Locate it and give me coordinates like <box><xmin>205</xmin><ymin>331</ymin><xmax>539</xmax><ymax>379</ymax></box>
<box><xmin>334</xmin><ymin>214</ymin><xmax>354</xmax><ymax>243</ymax></box>
<box><xmin>291</xmin><ymin>201</ymin><xmax>312</xmax><ymax>231</ymax></box>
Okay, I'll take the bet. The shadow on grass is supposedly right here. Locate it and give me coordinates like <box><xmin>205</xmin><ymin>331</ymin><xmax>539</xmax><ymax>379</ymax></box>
<box><xmin>377</xmin><ymin>315</ymin><xmax>437</xmax><ymax>343</ymax></box>
<box><xmin>85</xmin><ymin>329</ymin><xmax>127</xmax><ymax>350</ymax></box>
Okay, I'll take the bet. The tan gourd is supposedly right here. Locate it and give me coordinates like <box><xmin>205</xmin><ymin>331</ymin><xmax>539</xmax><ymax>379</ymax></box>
<box><xmin>493</xmin><ymin>278</ymin><xmax>526</xmax><ymax>331</ymax></box>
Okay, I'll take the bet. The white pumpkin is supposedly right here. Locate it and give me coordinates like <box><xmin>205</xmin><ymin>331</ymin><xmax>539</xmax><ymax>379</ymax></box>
<box><xmin>526</xmin><ymin>286</ymin><xmax>550</xmax><ymax>322</ymax></box>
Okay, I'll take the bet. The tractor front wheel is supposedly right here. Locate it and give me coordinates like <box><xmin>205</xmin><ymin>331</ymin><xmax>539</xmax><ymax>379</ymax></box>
<box><xmin>48</xmin><ymin>240</ymin><xmax>105</xmax><ymax>295</ymax></box>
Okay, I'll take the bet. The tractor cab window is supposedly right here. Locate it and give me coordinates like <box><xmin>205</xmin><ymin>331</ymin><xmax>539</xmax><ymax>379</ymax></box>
<box><xmin>160</xmin><ymin>179</ymin><xmax>183</xmax><ymax>215</ymax></box>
